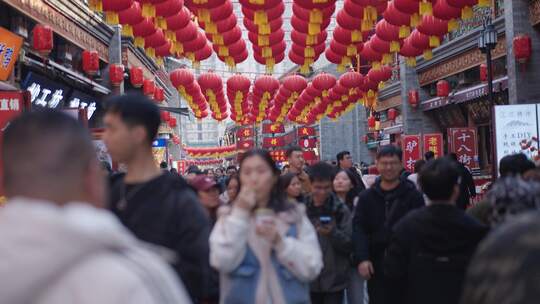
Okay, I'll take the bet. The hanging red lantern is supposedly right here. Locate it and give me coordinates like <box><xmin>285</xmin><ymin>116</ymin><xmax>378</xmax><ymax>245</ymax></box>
<box><xmin>367</xmin><ymin>116</ymin><xmax>376</xmax><ymax>128</ymax></box>
<box><xmin>118</xmin><ymin>2</ymin><xmax>144</xmax><ymax>37</ymax></box>
<box><xmin>130</xmin><ymin>66</ymin><xmax>144</xmax><ymax>88</ymax></box>
<box><xmin>133</xmin><ymin>18</ymin><xmax>157</xmax><ymax>48</ymax></box>
<box><xmin>416</xmin><ymin>15</ymin><xmax>448</xmax><ymax>48</ymax></box>
<box><xmin>383</xmin><ymin>1</ymin><xmax>412</xmax><ymax>38</ymax></box>
<box><xmin>241</xmin><ymin>2</ymin><xmax>285</xmax><ymax>24</ymax></box>
<box><xmin>399</xmin><ymin>37</ymin><xmax>423</xmax><ymax>66</ymax></box>
<box><xmin>479</xmin><ymin>63</ymin><xmax>488</xmax><ymax>82</ymax></box>
<box><xmin>143</xmin><ymin>78</ymin><xmax>156</xmax><ymax>96</ymax></box>
<box><xmin>82</xmin><ymin>50</ymin><xmax>100</xmax><ymax>76</ymax></box>
<box><xmin>387</xmin><ymin>108</ymin><xmax>397</xmax><ymax>121</ymax></box>
<box><xmin>154</xmin><ymin>87</ymin><xmax>165</xmax><ymax>102</ymax></box>
<box><xmin>339</xmin><ymin>71</ymin><xmax>364</xmax><ymax>89</ymax></box>
<box><xmin>408</xmin><ymin>89</ymin><xmax>419</xmax><ymax>108</ymax></box>
<box><xmin>109</xmin><ymin>64</ymin><xmax>125</xmax><ymax>86</ymax></box>
<box><xmin>33</xmin><ymin>24</ymin><xmax>54</xmax><ymax>56</ymax></box>
<box><xmin>436</xmin><ymin>80</ymin><xmax>450</xmax><ymax>97</ymax></box>
<box><xmin>513</xmin><ymin>35</ymin><xmax>532</xmax><ymax>64</ymax></box>
<box><xmin>168</xmin><ymin>117</ymin><xmax>177</xmax><ymax>128</ymax></box>
<box><xmin>433</xmin><ymin>0</ymin><xmax>461</xmax><ymax>31</ymax></box>
<box><xmin>161</xmin><ymin>111</ymin><xmax>171</xmax><ymax>121</ymax></box>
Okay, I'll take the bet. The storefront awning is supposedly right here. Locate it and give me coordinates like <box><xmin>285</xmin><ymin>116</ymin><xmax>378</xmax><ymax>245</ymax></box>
<box><xmin>420</xmin><ymin>76</ymin><xmax>508</xmax><ymax>111</ymax></box>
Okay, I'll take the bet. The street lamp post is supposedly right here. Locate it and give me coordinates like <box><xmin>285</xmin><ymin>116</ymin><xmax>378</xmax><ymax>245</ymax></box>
<box><xmin>478</xmin><ymin>16</ymin><xmax>498</xmax><ymax>104</ymax></box>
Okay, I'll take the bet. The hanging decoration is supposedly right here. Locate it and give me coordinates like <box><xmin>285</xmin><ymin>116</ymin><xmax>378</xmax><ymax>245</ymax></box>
<box><xmin>268</xmin><ymin>75</ymin><xmax>307</xmax><ymax>123</ymax></box>
<box><xmin>226</xmin><ymin>75</ymin><xmax>252</xmax><ymax>125</ymax></box>
<box><xmin>183</xmin><ymin>145</ymin><xmax>238</xmax><ymax>158</ymax></box>
<box><xmin>197</xmin><ymin>72</ymin><xmax>229</xmax><ymax>121</ymax></box>
<box><xmin>252</xmin><ymin>75</ymin><xmax>281</xmax><ymax>123</ymax></box>
<box><xmin>170</xmin><ymin>68</ymin><xmax>209</xmax><ymax>119</ymax></box>
<box><xmin>288</xmin><ymin>72</ymin><xmax>336</xmax><ymax>124</ymax></box>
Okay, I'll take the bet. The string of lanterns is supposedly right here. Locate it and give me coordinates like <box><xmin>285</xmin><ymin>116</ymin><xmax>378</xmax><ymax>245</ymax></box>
<box><xmin>183</xmin><ymin>145</ymin><xmax>237</xmax><ymax>158</ymax></box>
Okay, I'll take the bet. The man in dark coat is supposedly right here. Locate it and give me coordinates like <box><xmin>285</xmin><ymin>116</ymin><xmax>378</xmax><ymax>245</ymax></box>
<box><xmin>352</xmin><ymin>145</ymin><xmax>425</xmax><ymax>304</ymax></box>
<box><xmin>103</xmin><ymin>94</ymin><xmax>211</xmax><ymax>303</ymax></box>
<box><xmin>384</xmin><ymin>158</ymin><xmax>488</xmax><ymax>304</ymax></box>
<box><xmin>448</xmin><ymin>153</ymin><xmax>476</xmax><ymax>209</ymax></box>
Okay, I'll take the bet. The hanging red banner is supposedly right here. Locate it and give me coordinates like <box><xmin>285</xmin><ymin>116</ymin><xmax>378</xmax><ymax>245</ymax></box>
<box><xmin>262</xmin><ymin>123</ymin><xmax>285</xmax><ymax>134</ymax></box>
<box><xmin>449</xmin><ymin>128</ymin><xmax>479</xmax><ymax>169</ymax></box>
<box><xmin>422</xmin><ymin>133</ymin><xmax>444</xmax><ymax>158</ymax></box>
<box><xmin>402</xmin><ymin>135</ymin><xmax>422</xmax><ymax>172</ymax></box>
<box><xmin>297</xmin><ymin>126</ymin><xmax>316</xmax><ymax>137</ymax></box>
<box><xmin>270</xmin><ymin>150</ymin><xmax>287</xmax><ymax>162</ymax></box>
<box><xmin>299</xmin><ymin>138</ymin><xmax>317</xmax><ymax>149</ymax></box>
<box><xmin>263</xmin><ymin>136</ymin><xmax>285</xmax><ymax>148</ymax></box>
<box><xmin>236</xmin><ymin>127</ymin><xmax>254</xmax><ymax>138</ymax></box>
<box><xmin>303</xmin><ymin>150</ymin><xmax>319</xmax><ymax>162</ymax></box>
<box><xmin>237</xmin><ymin>139</ymin><xmax>255</xmax><ymax>150</ymax></box>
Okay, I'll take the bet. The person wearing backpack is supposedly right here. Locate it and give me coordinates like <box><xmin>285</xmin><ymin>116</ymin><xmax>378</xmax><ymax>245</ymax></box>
<box><xmin>384</xmin><ymin>157</ymin><xmax>488</xmax><ymax>304</ymax></box>
<box><xmin>103</xmin><ymin>94</ymin><xmax>210</xmax><ymax>303</ymax></box>
<box><xmin>210</xmin><ymin>149</ymin><xmax>323</xmax><ymax>304</ymax></box>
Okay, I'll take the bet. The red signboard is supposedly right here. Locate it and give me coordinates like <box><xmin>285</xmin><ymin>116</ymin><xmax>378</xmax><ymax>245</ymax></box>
<box><xmin>0</xmin><ymin>91</ymin><xmax>26</xmax><ymax>196</ymax></box>
<box><xmin>303</xmin><ymin>150</ymin><xmax>319</xmax><ymax>163</ymax></box>
<box><xmin>449</xmin><ymin>128</ymin><xmax>479</xmax><ymax>169</ymax></box>
<box><xmin>236</xmin><ymin>127</ymin><xmax>254</xmax><ymax>138</ymax></box>
<box><xmin>299</xmin><ymin>138</ymin><xmax>317</xmax><ymax>149</ymax></box>
<box><xmin>237</xmin><ymin>139</ymin><xmax>254</xmax><ymax>150</ymax></box>
<box><xmin>402</xmin><ymin>135</ymin><xmax>422</xmax><ymax>172</ymax></box>
<box><xmin>297</xmin><ymin>126</ymin><xmax>316</xmax><ymax>137</ymax></box>
<box><xmin>422</xmin><ymin>133</ymin><xmax>444</xmax><ymax>158</ymax></box>
<box><xmin>262</xmin><ymin>123</ymin><xmax>285</xmax><ymax>134</ymax></box>
<box><xmin>263</xmin><ymin>136</ymin><xmax>285</xmax><ymax>148</ymax></box>
<box><xmin>270</xmin><ymin>150</ymin><xmax>287</xmax><ymax>162</ymax></box>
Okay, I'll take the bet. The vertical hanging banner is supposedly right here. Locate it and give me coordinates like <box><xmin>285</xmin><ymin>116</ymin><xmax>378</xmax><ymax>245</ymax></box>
<box><xmin>402</xmin><ymin>135</ymin><xmax>422</xmax><ymax>172</ymax></box>
<box><xmin>422</xmin><ymin>133</ymin><xmax>444</xmax><ymax>158</ymax></box>
<box><xmin>236</xmin><ymin>127</ymin><xmax>254</xmax><ymax>138</ymax></box>
<box><xmin>297</xmin><ymin>126</ymin><xmax>316</xmax><ymax>137</ymax></box>
<box><xmin>270</xmin><ymin>150</ymin><xmax>287</xmax><ymax>162</ymax></box>
<box><xmin>262</xmin><ymin>123</ymin><xmax>285</xmax><ymax>134</ymax></box>
<box><xmin>262</xmin><ymin>136</ymin><xmax>285</xmax><ymax>148</ymax></box>
<box><xmin>449</xmin><ymin>128</ymin><xmax>479</xmax><ymax>169</ymax></box>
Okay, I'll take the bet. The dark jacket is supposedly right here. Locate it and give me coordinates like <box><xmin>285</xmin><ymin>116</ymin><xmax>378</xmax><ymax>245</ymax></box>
<box><xmin>109</xmin><ymin>172</ymin><xmax>211</xmax><ymax>303</ymax></box>
<box><xmin>384</xmin><ymin>204</ymin><xmax>488</xmax><ymax>304</ymax></box>
<box><xmin>306</xmin><ymin>193</ymin><xmax>352</xmax><ymax>292</ymax></box>
<box><xmin>456</xmin><ymin>164</ymin><xmax>476</xmax><ymax>210</ymax></box>
<box><xmin>352</xmin><ymin>177</ymin><xmax>425</xmax><ymax>265</ymax></box>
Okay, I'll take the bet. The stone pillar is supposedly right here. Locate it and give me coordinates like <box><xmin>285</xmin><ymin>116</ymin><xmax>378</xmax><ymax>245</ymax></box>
<box><xmin>400</xmin><ymin>58</ymin><xmax>439</xmax><ymax>134</ymax></box>
<box><xmin>108</xmin><ymin>25</ymin><xmax>124</xmax><ymax>95</ymax></box>
<box><xmin>505</xmin><ymin>0</ymin><xmax>540</xmax><ymax>104</ymax></box>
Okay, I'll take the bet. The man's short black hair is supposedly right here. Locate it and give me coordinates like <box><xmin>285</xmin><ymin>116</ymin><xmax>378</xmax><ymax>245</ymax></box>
<box><xmin>425</xmin><ymin>151</ymin><xmax>435</xmax><ymax>161</ymax></box>
<box><xmin>336</xmin><ymin>151</ymin><xmax>350</xmax><ymax>163</ymax></box>
<box><xmin>226</xmin><ymin>165</ymin><xmax>237</xmax><ymax>172</ymax></box>
<box><xmin>160</xmin><ymin>161</ymin><xmax>168</xmax><ymax>169</ymax></box>
<box><xmin>419</xmin><ymin>158</ymin><xmax>460</xmax><ymax>201</ymax></box>
<box><xmin>105</xmin><ymin>93</ymin><xmax>161</xmax><ymax>145</ymax></box>
<box><xmin>499</xmin><ymin>154</ymin><xmax>536</xmax><ymax>177</ymax></box>
<box><xmin>376</xmin><ymin>145</ymin><xmax>402</xmax><ymax>161</ymax></box>
<box><xmin>308</xmin><ymin>161</ymin><xmax>336</xmax><ymax>183</ymax></box>
<box><xmin>286</xmin><ymin>145</ymin><xmax>303</xmax><ymax>158</ymax></box>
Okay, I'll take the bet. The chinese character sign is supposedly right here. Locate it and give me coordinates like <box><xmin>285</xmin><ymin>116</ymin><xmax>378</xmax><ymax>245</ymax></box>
<box><xmin>0</xmin><ymin>91</ymin><xmax>25</xmax><ymax>196</ymax></box>
<box><xmin>0</xmin><ymin>27</ymin><xmax>23</xmax><ymax>81</ymax></box>
<box><xmin>270</xmin><ymin>150</ymin><xmax>287</xmax><ymax>162</ymax></box>
<box><xmin>297</xmin><ymin>126</ymin><xmax>316</xmax><ymax>137</ymax></box>
<box><xmin>236</xmin><ymin>128</ymin><xmax>253</xmax><ymax>138</ymax></box>
<box><xmin>449</xmin><ymin>128</ymin><xmax>479</xmax><ymax>169</ymax></box>
<box><xmin>402</xmin><ymin>135</ymin><xmax>421</xmax><ymax>172</ymax></box>
<box><xmin>262</xmin><ymin>137</ymin><xmax>284</xmax><ymax>148</ymax></box>
<box><xmin>494</xmin><ymin>105</ymin><xmax>540</xmax><ymax>169</ymax></box>
<box><xmin>262</xmin><ymin>123</ymin><xmax>284</xmax><ymax>134</ymax></box>
<box><xmin>423</xmin><ymin>133</ymin><xmax>444</xmax><ymax>158</ymax></box>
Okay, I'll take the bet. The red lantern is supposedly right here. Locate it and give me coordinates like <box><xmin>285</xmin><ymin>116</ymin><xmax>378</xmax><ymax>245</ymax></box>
<box><xmin>130</xmin><ymin>66</ymin><xmax>144</xmax><ymax>88</ymax></box>
<box><xmin>362</xmin><ymin>134</ymin><xmax>369</xmax><ymax>143</ymax></box>
<box><xmin>143</xmin><ymin>79</ymin><xmax>156</xmax><ymax>96</ymax></box>
<box><xmin>168</xmin><ymin>117</ymin><xmax>177</xmax><ymax>128</ymax></box>
<box><xmin>416</xmin><ymin>16</ymin><xmax>448</xmax><ymax>48</ymax></box>
<box><xmin>367</xmin><ymin>116</ymin><xmax>376</xmax><ymax>128</ymax></box>
<box><xmin>408</xmin><ymin>89</ymin><xmax>419</xmax><ymax>108</ymax></box>
<box><xmin>387</xmin><ymin>108</ymin><xmax>397</xmax><ymax>121</ymax></box>
<box><xmin>436</xmin><ymin>80</ymin><xmax>450</xmax><ymax>97</ymax></box>
<box><xmin>33</xmin><ymin>24</ymin><xmax>54</xmax><ymax>56</ymax></box>
<box><xmin>161</xmin><ymin>111</ymin><xmax>171</xmax><ymax>121</ymax></box>
<box><xmin>479</xmin><ymin>63</ymin><xmax>488</xmax><ymax>82</ymax></box>
<box><xmin>82</xmin><ymin>50</ymin><xmax>100</xmax><ymax>76</ymax></box>
<box><xmin>109</xmin><ymin>64</ymin><xmax>125</xmax><ymax>86</ymax></box>
<box><xmin>154</xmin><ymin>87</ymin><xmax>165</xmax><ymax>102</ymax></box>
<box><xmin>513</xmin><ymin>35</ymin><xmax>532</xmax><ymax>64</ymax></box>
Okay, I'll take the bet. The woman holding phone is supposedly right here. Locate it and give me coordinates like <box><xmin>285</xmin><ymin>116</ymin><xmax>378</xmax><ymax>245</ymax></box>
<box><xmin>209</xmin><ymin>149</ymin><xmax>323</xmax><ymax>304</ymax></box>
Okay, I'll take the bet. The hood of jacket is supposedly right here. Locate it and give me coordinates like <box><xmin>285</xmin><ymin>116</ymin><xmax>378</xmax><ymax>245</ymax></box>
<box><xmin>0</xmin><ymin>197</ymin><xmax>140</xmax><ymax>304</ymax></box>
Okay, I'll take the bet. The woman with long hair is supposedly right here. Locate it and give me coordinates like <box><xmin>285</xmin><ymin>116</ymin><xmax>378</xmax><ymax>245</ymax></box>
<box><xmin>219</xmin><ymin>174</ymin><xmax>240</xmax><ymax>205</ymax></box>
<box><xmin>333</xmin><ymin>169</ymin><xmax>366</xmax><ymax>304</ymax></box>
<box><xmin>279</xmin><ymin>173</ymin><xmax>303</xmax><ymax>204</ymax></box>
<box><xmin>210</xmin><ymin>149</ymin><xmax>323</xmax><ymax>304</ymax></box>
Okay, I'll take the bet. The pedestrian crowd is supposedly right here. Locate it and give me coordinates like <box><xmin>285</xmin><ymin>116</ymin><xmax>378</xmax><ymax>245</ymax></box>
<box><xmin>1</xmin><ymin>93</ymin><xmax>539</xmax><ymax>304</ymax></box>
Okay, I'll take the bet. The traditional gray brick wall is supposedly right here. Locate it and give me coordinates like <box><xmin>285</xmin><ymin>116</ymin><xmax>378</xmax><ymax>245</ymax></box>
<box><xmin>319</xmin><ymin>110</ymin><xmax>362</xmax><ymax>164</ymax></box>
<box><xmin>505</xmin><ymin>0</ymin><xmax>540</xmax><ymax>104</ymax></box>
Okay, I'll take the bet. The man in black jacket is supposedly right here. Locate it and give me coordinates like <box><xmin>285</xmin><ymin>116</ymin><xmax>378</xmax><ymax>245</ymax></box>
<box><xmin>103</xmin><ymin>94</ymin><xmax>210</xmax><ymax>303</ymax></box>
<box><xmin>384</xmin><ymin>157</ymin><xmax>488</xmax><ymax>304</ymax></box>
<box><xmin>352</xmin><ymin>145</ymin><xmax>424</xmax><ymax>304</ymax></box>
<box><xmin>448</xmin><ymin>153</ymin><xmax>476</xmax><ymax>209</ymax></box>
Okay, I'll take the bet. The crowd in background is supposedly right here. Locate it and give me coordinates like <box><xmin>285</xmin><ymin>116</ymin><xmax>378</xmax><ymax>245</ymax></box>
<box><xmin>1</xmin><ymin>93</ymin><xmax>540</xmax><ymax>304</ymax></box>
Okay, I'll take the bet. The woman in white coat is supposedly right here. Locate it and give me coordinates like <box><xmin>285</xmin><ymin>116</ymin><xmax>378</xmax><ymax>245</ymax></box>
<box><xmin>210</xmin><ymin>149</ymin><xmax>323</xmax><ymax>304</ymax></box>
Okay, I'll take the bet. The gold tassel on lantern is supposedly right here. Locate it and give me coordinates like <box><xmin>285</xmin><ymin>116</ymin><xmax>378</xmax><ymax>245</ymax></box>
<box><xmin>146</xmin><ymin>48</ymin><xmax>156</xmax><ymax>59</ymax></box>
<box><xmin>406</xmin><ymin>57</ymin><xmax>417</xmax><ymax>67</ymax></box>
<box><xmin>258</xmin><ymin>35</ymin><xmax>269</xmax><ymax>46</ymax></box>
<box><xmin>429</xmin><ymin>36</ymin><xmax>440</xmax><ymax>48</ymax></box>
<box><xmin>399</xmin><ymin>25</ymin><xmax>410</xmax><ymax>39</ymax></box>
<box><xmin>478</xmin><ymin>0</ymin><xmax>490</xmax><ymax>7</ymax></box>
<box><xmin>461</xmin><ymin>6</ymin><xmax>473</xmax><ymax>19</ymax></box>
<box><xmin>361</xmin><ymin>19</ymin><xmax>372</xmax><ymax>32</ymax></box>
<box><xmin>259</xmin><ymin>24</ymin><xmax>270</xmax><ymax>35</ymax></box>
<box><xmin>198</xmin><ymin>9</ymin><xmax>210</xmax><ymax>23</ymax></box>
<box><xmin>206</xmin><ymin>23</ymin><xmax>217</xmax><ymax>34</ymax></box>
<box><xmin>419</xmin><ymin>1</ymin><xmax>433</xmax><ymax>16</ymax></box>
<box><xmin>105</xmin><ymin>11</ymin><xmax>119</xmax><ymax>25</ymax></box>
<box><xmin>156</xmin><ymin>57</ymin><xmax>164</xmax><ymax>66</ymax></box>
<box><xmin>337</xmin><ymin>64</ymin><xmax>345</xmax><ymax>72</ymax></box>
<box><xmin>410</xmin><ymin>13</ymin><xmax>420</xmax><ymax>27</ymax></box>
<box><xmin>218</xmin><ymin>46</ymin><xmax>229</xmax><ymax>57</ymax></box>
<box><xmin>173</xmin><ymin>42</ymin><xmax>184</xmax><ymax>54</ymax></box>
<box><xmin>266</xmin><ymin>58</ymin><xmax>275</xmax><ymax>73</ymax></box>
<box><xmin>308</xmin><ymin>23</ymin><xmax>320</xmax><ymax>35</ymax></box>
<box><xmin>372</xmin><ymin>61</ymin><xmax>381</xmax><ymax>70</ymax></box>
<box><xmin>263</xmin><ymin>46</ymin><xmax>272</xmax><ymax>58</ymax></box>
<box><xmin>367</xmin><ymin>90</ymin><xmax>375</xmax><ymax>98</ymax></box>
<box><xmin>165</xmin><ymin>30</ymin><xmax>175</xmax><ymax>41</ymax></box>
<box><xmin>448</xmin><ymin>19</ymin><xmax>459</xmax><ymax>32</ymax></box>
<box><xmin>122</xmin><ymin>25</ymin><xmax>134</xmax><ymax>37</ymax></box>
<box><xmin>310</xmin><ymin>9</ymin><xmax>323</xmax><ymax>24</ymax></box>
<box><xmin>226</xmin><ymin>57</ymin><xmax>235</xmax><ymax>68</ymax></box>
<box><xmin>254</xmin><ymin>11</ymin><xmax>268</xmax><ymax>25</ymax></box>
<box><xmin>135</xmin><ymin>37</ymin><xmax>145</xmax><ymax>48</ymax></box>
<box><xmin>89</xmin><ymin>0</ymin><xmax>103</xmax><ymax>12</ymax></box>
<box><xmin>142</xmin><ymin>3</ymin><xmax>156</xmax><ymax>18</ymax></box>
<box><xmin>352</xmin><ymin>30</ymin><xmax>362</xmax><ymax>42</ymax></box>
<box><xmin>307</xmin><ymin>35</ymin><xmax>317</xmax><ymax>45</ymax></box>
<box><xmin>156</xmin><ymin>17</ymin><xmax>167</xmax><ymax>30</ymax></box>
<box><xmin>305</xmin><ymin>47</ymin><xmax>315</xmax><ymax>57</ymax></box>
<box><xmin>378</xmin><ymin>82</ymin><xmax>385</xmax><ymax>90</ymax></box>
<box><xmin>390</xmin><ymin>41</ymin><xmax>400</xmax><ymax>53</ymax></box>
<box><xmin>347</xmin><ymin>45</ymin><xmax>357</xmax><ymax>56</ymax></box>
<box><xmin>423</xmin><ymin>49</ymin><xmax>433</xmax><ymax>60</ymax></box>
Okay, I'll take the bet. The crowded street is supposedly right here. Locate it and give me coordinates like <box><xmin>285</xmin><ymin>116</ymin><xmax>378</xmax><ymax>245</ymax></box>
<box><xmin>0</xmin><ymin>0</ymin><xmax>539</xmax><ymax>303</ymax></box>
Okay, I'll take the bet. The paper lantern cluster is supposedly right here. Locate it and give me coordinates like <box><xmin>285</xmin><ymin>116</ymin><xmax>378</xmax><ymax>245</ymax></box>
<box><xmin>289</xmin><ymin>0</ymin><xmax>336</xmax><ymax>74</ymax></box>
<box><xmin>267</xmin><ymin>75</ymin><xmax>308</xmax><ymax>123</ymax></box>
<box><xmin>183</xmin><ymin>145</ymin><xmax>237</xmax><ymax>158</ymax></box>
<box><xmin>198</xmin><ymin>72</ymin><xmax>229</xmax><ymax>121</ymax></box>
<box><xmin>288</xmin><ymin>72</ymin><xmax>336</xmax><ymax>124</ymax></box>
<box><xmin>251</xmin><ymin>75</ymin><xmax>281</xmax><ymax>123</ymax></box>
<box><xmin>170</xmin><ymin>68</ymin><xmax>209</xmax><ymax>119</ymax></box>
<box><xmin>226</xmin><ymin>75</ymin><xmax>252</xmax><ymax>124</ymax></box>
<box><xmin>185</xmin><ymin>0</ymin><xmax>248</xmax><ymax>67</ymax></box>
<box><xmin>239</xmin><ymin>0</ymin><xmax>286</xmax><ymax>73</ymax></box>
